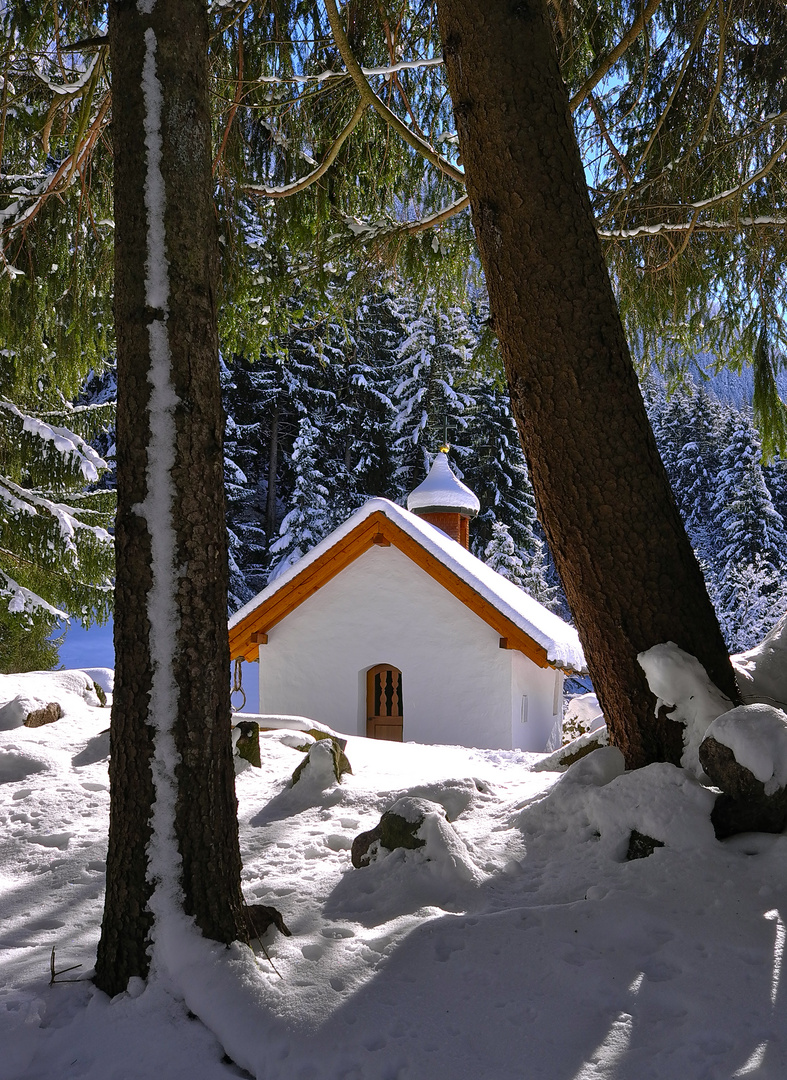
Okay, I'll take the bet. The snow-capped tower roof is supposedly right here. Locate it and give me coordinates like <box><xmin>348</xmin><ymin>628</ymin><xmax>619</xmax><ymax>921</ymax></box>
<box><xmin>406</xmin><ymin>450</ymin><xmax>480</xmax><ymax>518</ymax></box>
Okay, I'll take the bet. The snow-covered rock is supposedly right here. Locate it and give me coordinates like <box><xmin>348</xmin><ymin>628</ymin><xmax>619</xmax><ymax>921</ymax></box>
<box><xmin>705</xmin><ymin>703</ymin><xmax>787</xmax><ymax>797</ymax></box>
<box><xmin>532</xmin><ymin>725</ymin><xmax>609</xmax><ymax>772</ymax></box>
<box><xmin>562</xmin><ymin>692</ymin><xmax>604</xmax><ymax>740</ymax></box>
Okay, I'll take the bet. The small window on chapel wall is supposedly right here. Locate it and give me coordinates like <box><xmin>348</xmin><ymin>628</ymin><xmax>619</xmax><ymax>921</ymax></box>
<box><xmin>366</xmin><ymin>664</ymin><xmax>403</xmax><ymax>742</ymax></box>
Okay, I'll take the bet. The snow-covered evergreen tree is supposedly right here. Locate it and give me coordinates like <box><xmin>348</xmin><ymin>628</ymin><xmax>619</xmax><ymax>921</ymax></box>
<box><xmin>653</xmin><ymin>382</ymin><xmax>695</xmax><ymax>511</ymax></box>
<box><xmin>645</xmin><ymin>374</ymin><xmax>787</xmax><ymax>652</ymax></box>
<box><xmin>267</xmin><ymin>415</ymin><xmax>332</xmax><ymax>581</ymax></box>
<box><xmin>713</xmin><ymin>410</ymin><xmax>787</xmax><ymax>573</ymax></box>
<box><xmin>222</xmin><ymin>355</ymin><xmax>285</xmax><ymax>607</ymax></box>
<box><xmin>707</xmin><ymin>554</ymin><xmax>787</xmax><ymax>653</ymax></box>
<box><xmin>391</xmin><ymin>291</ymin><xmax>475</xmax><ymax>495</ymax></box>
<box><xmin>704</xmin><ymin>409</ymin><xmax>787</xmax><ymax>650</ymax></box>
<box><xmin>483</xmin><ymin>521</ymin><xmax>557</xmax><ymax>607</ymax></box>
<box><xmin>0</xmin><ymin>395</ymin><xmax>114</xmax><ymax>668</ymax></box>
<box><xmin>671</xmin><ymin>385</ymin><xmax>724</xmax><ymax>560</ymax></box>
<box><xmin>331</xmin><ymin>292</ymin><xmax>399</xmax><ymax>517</ymax></box>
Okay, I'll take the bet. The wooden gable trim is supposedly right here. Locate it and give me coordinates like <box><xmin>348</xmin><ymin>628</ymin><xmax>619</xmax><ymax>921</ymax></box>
<box><xmin>229</xmin><ymin>513</ymin><xmax>388</xmax><ymax>660</ymax></box>
<box><xmin>385</xmin><ymin>527</ymin><xmax>551</xmax><ymax>669</ymax></box>
<box><xmin>229</xmin><ymin>509</ymin><xmax>553</xmax><ymax>669</ymax></box>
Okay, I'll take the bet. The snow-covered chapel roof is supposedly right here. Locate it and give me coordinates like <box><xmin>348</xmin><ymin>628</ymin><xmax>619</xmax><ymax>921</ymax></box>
<box><xmin>406</xmin><ymin>450</ymin><xmax>481</xmax><ymax>517</ymax></box>
<box><xmin>229</xmin><ymin>499</ymin><xmax>586</xmax><ymax>673</ymax></box>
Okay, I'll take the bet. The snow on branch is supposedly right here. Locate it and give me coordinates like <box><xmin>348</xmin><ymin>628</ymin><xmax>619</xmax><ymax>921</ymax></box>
<box><xmin>0</xmin><ymin>92</ymin><xmax>111</xmax><ymax>247</ymax></box>
<box><xmin>323</xmin><ymin>0</ymin><xmax>464</xmax><ymax>186</ymax></box>
<box><xmin>246</xmin><ymin>56</ymin><xmax>444</xmax><ymax>86</ymax></box>
<box><xmin>402</xmin><ymin>195</ymin><xmax>471</xmax><ymax>234</ymax></box>
<box><xmin>1</xmin><ymin>478</ymin><xmax>112</xmax><ymax>552</ymax></box>
<box><xmin>36</xmin><ymin>53</ymin><xmax>100</xmax><ymax>96</ymax></box>
<box><xmin>0</xmin><ymin>482</ymin><xmax>37</xmax><ymax>518</ymax></box>
<box><xmin>0</xmin><ymin>569</ymin><xmax>69</xmax><ymax>619</ymax></box>
<box><xmin>246</xmin><ymin>98</ymin><xmax>368</xmax><ymax>198</ymax></box>
<box><xmin>0</xmin><ymin>401</ymin><xmax>108</xmax><ymax>481</ymax></box>
<box><xmin>686</xmin><ymin>135</ymin><xmax>787</xmax><ymax>212</ymax></box>
<box><xmin>335</xmin><ymin>193</ymin><xmax>470</xmax><ymax>245</ymax></box>
<box><xmin>598</xmin><ymin>213</ymin><xmax>787</xmax><ymax>238</ymax></box>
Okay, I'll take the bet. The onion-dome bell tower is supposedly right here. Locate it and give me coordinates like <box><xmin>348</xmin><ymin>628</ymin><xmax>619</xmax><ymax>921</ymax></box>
<box><xmin>406</xmin><ymin>448</ymin><xmax>480</xmax><ymax>549</ymax></box>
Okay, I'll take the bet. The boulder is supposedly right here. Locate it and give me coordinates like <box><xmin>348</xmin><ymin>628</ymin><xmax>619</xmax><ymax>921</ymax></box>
<box><xmin>291</xmin><ymin>736</ymin><xmax>352</xmax><ymax>788</ymax></box>
<box><xmin>351</xmin><ymin>797</ymin><xmax>435</xmax><ymax>867</ymax></box>
<box><xmin>234</xmin><ymin>720</ymin><xmax>261</xmax><ymax>768</ymax></box>
<box><xmin>23</xmin><ymin>702</ymin><xmax>63</xmax><ymax>728</ymax></box>
<box><xmin>625</xmin><ymin>830</ymin><xmax>665</xmax><ymax>861</ymax></box>
<box><xmin>699</xmin><ymin>735</ymin><xmax>787</xmax><ymax>839</ymax></box>
<box><xmin>351</xmin><ymin>824</ymin><xmax>382</xmax><ymax>868</ymax></box>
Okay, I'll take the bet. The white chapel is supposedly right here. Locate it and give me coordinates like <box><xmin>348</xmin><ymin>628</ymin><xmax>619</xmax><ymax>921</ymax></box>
<box><xmin>229</xmin><ymin>452</ymin><xmax>586</xmax><ymax>751</ymax></box>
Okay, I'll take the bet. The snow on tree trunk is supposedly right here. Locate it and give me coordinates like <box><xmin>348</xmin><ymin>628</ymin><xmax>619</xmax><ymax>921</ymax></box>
<box><xmin>95</xmin><ymin>0</ymin><xmax>246</xmax><ymax>997</ymax></box>
<box><xmin>437</xmin><ymin>0</ymin><xmax>740</xmax><ymax>768</ymax></box>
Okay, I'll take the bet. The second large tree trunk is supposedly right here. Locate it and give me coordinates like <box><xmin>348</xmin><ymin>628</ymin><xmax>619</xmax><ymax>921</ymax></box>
<box><xmin>95</xmin><ymin>0</ymin><xmax>246</xmax><ymax>997</ymax></box>
<box><xmin>437</xmin><ymin>0</ymin><xmax>739</xmax><ymax>768</ymax></box>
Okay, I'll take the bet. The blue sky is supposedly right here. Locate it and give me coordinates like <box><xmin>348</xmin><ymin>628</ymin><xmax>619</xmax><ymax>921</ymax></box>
<box><xmin>56</xmin><ymin>618</ymin><xmax>260</xmax><ymax>711</ymax></box>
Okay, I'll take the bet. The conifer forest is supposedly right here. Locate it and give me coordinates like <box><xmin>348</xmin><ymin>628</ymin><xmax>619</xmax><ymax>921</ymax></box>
<box><xmin>4</xmin><ymin>0</ymin><xmax>787</xmax><ymax>678</ymax></box>
<box><xmin>6</xmin><ymin>3</ymin><xmax>787</xmax><ymax>1074</ymax></box>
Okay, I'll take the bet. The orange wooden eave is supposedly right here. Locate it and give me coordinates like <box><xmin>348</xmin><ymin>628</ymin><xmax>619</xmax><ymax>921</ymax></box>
<box><xmin>228</xmin><ymin>509</ymin><xmax>553</xmax><ymax>669</ymax></box>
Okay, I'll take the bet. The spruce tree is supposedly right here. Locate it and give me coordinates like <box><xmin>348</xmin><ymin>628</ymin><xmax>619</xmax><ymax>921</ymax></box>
<box><xmin>713</xmin><ymin>410</ymin><xmax>787</xmax><ymax>574</ymax></box>
<box><xmin>391</xmin><ymin>290</ymin><xmax>475</xmax><ymax>494</ymax></box>
<box><xmin>0</xmin><ymin>396</ymin><xmax>114</xmax><ymax>668</ymax></box>
<box><xmin>96</xmin><ymin>0</ymin><xmax>247</xmax><ymax>996</ymax></box>
<box><xmin>483</xmin><ymin>521</ymin><xmax>557</xmax><ymax>608</ymax></box>
<box><xmin>438</xmin><ymin>0</ymin><xmax>740</xmax><ymax>768</ymax></box>
<box><xmin>268</xmin><ymin>414</ymin><xmax>332</xmax><ymax>581</ymax></box>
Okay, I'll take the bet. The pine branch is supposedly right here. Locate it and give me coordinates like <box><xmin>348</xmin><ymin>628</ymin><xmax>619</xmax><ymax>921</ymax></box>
<box><xmin>569</xmin><ymin>0</ymin><xmax>665</xmax><ymax>112</ymax></box>
<box><xmin>606</xmin><ymin>0</ymin><xmax>716</xmax><ymax>221</ymax></box>
<box><xmin>323</xmin><ymin>0</ymin><xmax>465</xmax><ymax>186</ymax></box>
<box><xmin>1</xmin><ymin>91</ymin><xmax>111</xmax><ymax>249</ymax></box>
<box><xmin>598</xmin><ymin>212</ymin><xmax>787</xmax><ymax>238</ymax></box>
<box><xmin>246</xmin><ymin>97</ymin><xmax>368</xmax><ymax>198</ymax></box>
<box><xmin>247</xmin><ymin>57</ymin><xmax>445</xmax><ymax>88</ymax></box>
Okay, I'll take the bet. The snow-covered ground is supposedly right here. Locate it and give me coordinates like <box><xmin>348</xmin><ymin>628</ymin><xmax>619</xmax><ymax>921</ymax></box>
<box><xmin>2</xmin><ymin>667</ymin><xmax>787</xmax><ymax>1079</ymax></box>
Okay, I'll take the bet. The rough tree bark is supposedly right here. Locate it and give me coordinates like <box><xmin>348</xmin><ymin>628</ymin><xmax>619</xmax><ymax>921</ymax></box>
<box><xmin>95</xmin><ymin>0</ymin><xmax>246</xmax><ymax>996</ymax></box>
<box><xmin>437</xmin><ymin>0</ymin><xmax>740</xmax><ymax>768</ymax></box>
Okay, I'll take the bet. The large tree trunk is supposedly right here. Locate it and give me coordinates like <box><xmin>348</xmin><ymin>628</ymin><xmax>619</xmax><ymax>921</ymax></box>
<box><xmin>437</xmin><ymin>0</ymin><xmax>740</xmax><ymax>768</ymax></box>
<box><xmin>96</xmin><ymin>0</ymin><xmax>246</xmax><ymax>997</ymax></box>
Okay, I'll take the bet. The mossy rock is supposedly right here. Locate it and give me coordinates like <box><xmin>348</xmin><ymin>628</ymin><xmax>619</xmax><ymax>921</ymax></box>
<box><xmin>291</xmin><ymin>736</ymin><xmax>352</xmax><ymax>787</ymax></box>
<box><xmin>352</xmin><ymin>797</ymin><xmax>439</xmax><ymax>867</ymax></box>
<box><xmin>234</xmin><ymin>720</ymin><xmax>262</xmax><ymax>768</ymax></box>
<box><xmin>379</xmin><ymin>806</ymin><xmax>427</xmax><ymax>851</ymax></box>
<box><xmin>533</xmin><ymin>727</ymin><xmax>609</xmax><ymax>772</ymax></box>
<box><xmin>305</xmin><ymin>730</ymin><xmax>352</xmax><ymax>776</ymax></box>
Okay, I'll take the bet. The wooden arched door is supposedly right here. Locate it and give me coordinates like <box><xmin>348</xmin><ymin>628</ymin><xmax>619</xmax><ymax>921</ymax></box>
<box><xmin>366</xmin><ymin>664</ymin><xmax>403</xmax><ymax>741</ymax></box>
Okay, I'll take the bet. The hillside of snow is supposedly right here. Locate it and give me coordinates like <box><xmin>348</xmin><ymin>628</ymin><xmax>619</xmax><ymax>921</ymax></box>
<box><xmin>1</xmin><ymin>668</ymin><xmax>787</xmax><ymax>1079</ymax></box>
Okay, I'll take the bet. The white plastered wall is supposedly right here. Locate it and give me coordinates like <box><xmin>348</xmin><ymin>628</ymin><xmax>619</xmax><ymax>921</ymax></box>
<box><xmin>509</xmin><ymin>650</ymin><xmax>563</xmax><ymax>751</ymax></box>
<box><xmin>258</xmin><ymin>544</ymin><xmax>558</xmax><ymax>750</ymax></box>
